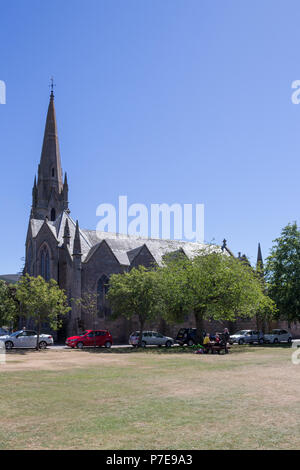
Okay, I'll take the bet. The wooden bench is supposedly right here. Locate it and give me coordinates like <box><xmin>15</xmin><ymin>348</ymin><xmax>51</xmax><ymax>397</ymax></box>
<box><xmin>204</xmin><ymin>343</ymin><xmax>231</xmax><ymax>354</ymax></box>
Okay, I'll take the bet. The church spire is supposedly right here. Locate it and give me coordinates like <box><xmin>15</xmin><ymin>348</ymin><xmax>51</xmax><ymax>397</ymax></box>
<box><xmin>38</xmin><ymin>87</ymin><xmax>63</xmax><ymax>191</ymax></box>
<box><xmin>73</xmin><ymin>220</ymin><xmax>82</xmax><ymax>256</ymax></box>
<box><xmin>256</xmin><ymin>242</ymin><xmax>264</xmax><ymax>278</ymax></box>
<box><xmin>32</xmin><ymin>86</ymin><xmax>69</xmax><ymax>220</ymax></box>
<box><xmin>63</xmin><ymin>218</ymin><xmax>71</xmax><ymax>246</ymax></box>
<box><xmin>257</xmin><ymin>242</ymin><xmax>263</xmax><ymax>267</ymax></box>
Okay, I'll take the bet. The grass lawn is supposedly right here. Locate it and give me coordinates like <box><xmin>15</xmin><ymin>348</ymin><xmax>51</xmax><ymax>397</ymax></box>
<box><xmin>0</xmin><ymin>345</ymin><xmax>299</xmax><ymax>450</ymax></box>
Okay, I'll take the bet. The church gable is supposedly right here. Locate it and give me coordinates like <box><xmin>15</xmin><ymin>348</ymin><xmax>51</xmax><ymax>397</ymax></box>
<box><xmin>82</xmin><ymin>240</ymin><xmax>124</xmax><ymax>289</ymax></box>
<box><xmin>35</xmin><ymin>220</ymin><xmax>58</xmax><ymax>247</ymax></box>
<box><xmin>130</xmin><ymin>244</ymin><xmax>157</xmax><ymax>269</ymax></box>
<box><xmin>85</xmin><ymin>240</ymin><xmax>122</xmax><ymax>268</ymax></box>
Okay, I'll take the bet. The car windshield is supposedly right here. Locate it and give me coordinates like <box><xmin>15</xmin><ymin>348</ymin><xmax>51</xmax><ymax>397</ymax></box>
<box><xmin>234</xmin><ymin>330</ymin><xmax>248</xmax><ymax>335</ymax></box>
<box><xmin>10</xmin><ymin>330</ymin><xmax>23</xmax><ymax>337</ymax></box>
<box><xmin>270</xmin><ymin>330</ymin><xmax>280</xmax><ymax>335</ymax></box>
<box><xmin>177</xmin><ymin>329</ymin><xmax>186</xmax><ymax>335</ymax></box>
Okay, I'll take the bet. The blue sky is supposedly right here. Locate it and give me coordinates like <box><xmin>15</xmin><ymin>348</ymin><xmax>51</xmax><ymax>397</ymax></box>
<box><xmin>1</xmin><ymin>0</ymin><xmax>300</xmax><ymax>273</ymax></box>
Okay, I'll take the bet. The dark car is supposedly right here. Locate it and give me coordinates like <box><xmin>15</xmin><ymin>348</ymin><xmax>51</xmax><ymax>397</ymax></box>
<box><xmin>176</xmin><ymin>328</ymin><xmax>203</xmax><ymax>346</ymax></box>
<box><xmin>66</xmin><ymin>330</ymin><xmax>113</xmax><ymax>349</ymax></box>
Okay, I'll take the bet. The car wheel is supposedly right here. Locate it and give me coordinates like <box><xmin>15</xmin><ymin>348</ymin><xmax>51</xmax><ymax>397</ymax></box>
<box><xmin>187</xmin><ymin>339</ymin><xmax>194</xmax><ymax>346</ymax></box>
<box><xmin>5</xmin><ymin>341</ymin><xmax>13</xmax><ymax>350</ymax></box>
<box><xmin>104</xmin><ymin>341</ymin><xmax>112</xmax><ymax>348</ymax></box>
<box><xmin>259</xmin><ymin>338</ymin><xmax>264</xmax><ymax>344</ymax></box>
<box><xmin>273</xmin><ymin>338</ymin><xmax>279</xmax><ymax>344</ymax></box>
<box><xmin>165</xmin><ymin>340</ymin><xmax>172</xmax><ymax>348</ymax></box>
<box><xmin>238</xmin><ymin>339</ymin><xmax>244</xmax><ymax>345</ymax></box>
<box><xmin>39</xmin><ymin>341</ymin><xmax>47</xmax><ymax>350</ymax></box>
<box><xmin>288</xmin><ymin>337</ymin><xmax>292</xmax><ymax>344</ymax></box>
<box><xmin>77</xmin><ymin>342</ymin><xmax>84</xmax><ymax>349</ymax></box>
<box><xmin>141</xmin><ymin>341</ymin><xmax>146</xmax><ymax>348</ymax></box>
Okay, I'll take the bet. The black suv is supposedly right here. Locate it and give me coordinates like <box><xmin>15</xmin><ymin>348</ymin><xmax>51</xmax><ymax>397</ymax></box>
<box><xmin>176</xmin><ymin>328</ymin><xmax>202</xmax><ymax>346</ymax></box>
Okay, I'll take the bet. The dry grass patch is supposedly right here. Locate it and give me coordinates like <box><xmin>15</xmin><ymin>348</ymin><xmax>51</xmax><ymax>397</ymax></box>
<box><xmin>0</xmin><ymin>346</ymin><xmax>299</xmax><ymax>449</ymax></box>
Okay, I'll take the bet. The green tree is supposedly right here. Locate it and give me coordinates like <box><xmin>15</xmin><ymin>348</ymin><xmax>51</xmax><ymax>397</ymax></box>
<box><xmin>158</xmin><ymin>250</ymin><xmax>275</xmax><ymax>333</ymax></box>
<box><xmin>0</xmin><ymin>280</ymin><xmax>19</xmax><ymax>328</ymax></box>
<box><xmin>16</xmin><ymin>274</ymin><xmax>71</xmax><ymax>350</ymax></box>
<box><xmin>107</xmin><ymin>266</ymin><xmax>162</xmax><ymax>346</ymax></box>
<box><xmin>265</xmin><ymin>222</ymin><xmax>300</xmax><ymax>325</ymax></box>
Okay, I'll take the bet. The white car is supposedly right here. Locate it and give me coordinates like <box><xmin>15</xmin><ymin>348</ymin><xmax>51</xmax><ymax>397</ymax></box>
<box><xmin>0</xmin><ymin>330</ymin><xmax>54</xmax><ymax>350</ymax></box>
<box><xmin>129</xmin><ymin>331</ymin><xmax>174</xmax><ymax>348</ymax></box>
<box><xmin>264</xmin><ymin>329</ymin><xmax>292</xmax><ymax>344</ymax></box>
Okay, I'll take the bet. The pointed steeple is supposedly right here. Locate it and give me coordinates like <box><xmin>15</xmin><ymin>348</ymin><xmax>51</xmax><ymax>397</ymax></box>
<box><xmin>256</xmin><ymin>243</ymin><xmax>264</xmax><ymax>277</ymax></box>
<box><xmin>32</xmin><ymin>176</ymin><xmax>37</xmax><ymax>208</ymax></box>
<box><xmin>32</xmin><ymin>88</ymin><xmax>69</xmax><ymax>220</ymax></box>
<box><xmin>73</xmin><ymin>220</ymin><xmax>82</xmax><ymax>255</ymax></box>
<box><xmin>63</xmin><ymin>172</ymin><xmax>69</xmax><ymax>211</ymax></box>
<box><xmin>63</xmin><ymin>218</ymin><xmax>71</xmax><ymax>246</ymax></box>
<box><xmin>257</xmin><ymin>243</ymin><xmax>263</xmax><ymax>266</ymax></box>
<box><xmin>39</xmin><ymin>90</ymin><xmax>63</xmax><ymax>191</ymax></box>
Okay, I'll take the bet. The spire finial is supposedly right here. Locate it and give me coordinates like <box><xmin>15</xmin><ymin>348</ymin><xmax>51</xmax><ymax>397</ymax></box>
<box><xmin>49</xmin><ymin>76</ymin><xmax>55</xmax><ymax>98</ymax></box>
<box><xmin>221</xmin><ymin>238</ymin><xmax>227</xmax><ymax>251</ymax></box>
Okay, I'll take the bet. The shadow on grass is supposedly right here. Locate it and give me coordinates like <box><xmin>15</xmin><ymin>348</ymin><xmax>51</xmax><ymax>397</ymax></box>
<box><xmin>70</xmin><ymin>342</ymin><xmax>293</xmax><ymax>355</ymax></box>
<box><xmin>4</xmin><ymin>348</ymin><xmax>48</xmax><ymax>356</ymax></box>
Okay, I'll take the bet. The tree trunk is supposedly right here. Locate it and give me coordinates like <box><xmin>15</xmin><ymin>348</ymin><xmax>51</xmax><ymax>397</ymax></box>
<box><xmin>194</xmin><ymin>309</ymin><xmax>205</xmax><ymax>344</ymax></box>
<box><xmin>138</xmin><ymin>317</ymin><xmax>145</xmax><ymax>347</ymax></box>
<box><xmin>36</xmin><ymin>318</ymin><xmax>40</xmax><ymax>351</ymax></box>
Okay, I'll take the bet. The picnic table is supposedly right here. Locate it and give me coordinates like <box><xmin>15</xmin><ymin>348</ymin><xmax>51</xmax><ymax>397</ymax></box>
<box><xmin>204</xmin><ymin>341</ymin><xmax>230</xmax><ymax>354</ymax></box>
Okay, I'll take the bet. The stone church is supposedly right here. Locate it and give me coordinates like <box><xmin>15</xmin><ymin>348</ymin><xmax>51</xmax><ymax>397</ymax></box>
<box><xmin>24</xmin><ymin>91</ymin><xmax>269</xmax><ymax>342</ymax></box>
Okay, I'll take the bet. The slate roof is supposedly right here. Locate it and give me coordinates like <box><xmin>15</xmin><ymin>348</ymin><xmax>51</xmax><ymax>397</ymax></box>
<box><xmin>0</xmin><ymin>274</ymin><xmax>21</xmax><ymax>284</ymax></box>
<box><xmin>29</xmin><ymin>211</ymin><xmax>225</xmax><ymax>266</ymax></box>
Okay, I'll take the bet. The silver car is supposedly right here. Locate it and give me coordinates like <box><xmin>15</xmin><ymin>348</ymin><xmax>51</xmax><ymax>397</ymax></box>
<box><xmin>264</xmin><ymin>329</ymin><xmax>292</xmax><ymax>344</ymax></box>
<box><xmin>230</xmin><ymin>330</ymin><xmax>264</xmax><ymax>345</ymax></box>
<box><xmin>0</xmin><ymin>330</ymin><xmax>54</xmax><ymax>349</ymax></box>
<box><xmin>129</xmin><ymin>331</ymin><xmax>174</xmax><ymax>348</ymax></box>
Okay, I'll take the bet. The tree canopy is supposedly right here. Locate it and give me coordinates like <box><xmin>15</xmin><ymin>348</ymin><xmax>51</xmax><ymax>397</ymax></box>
<box><xmin>0</xmin><ymin>280</ymin><xmax>19</xmax><ymax>328</ymax></box>
<box><xmin>16</xmin><ymin>274</ymin><xmax>71</xmax><ymax>349</ymax></box>
<box><xmin>265</xmin><ymin>222</ymin><xmax>300</xmax><ymax>324</ymax></box>
<box><xmin>107</xmin><ymin>266</ymin><xmax>162</xmax><ymax>345</ymax></box>
<box><xmin>158</xmin><ymin>250</ymin><xmax>275</xmax><ymax>332</ymax></box>
<box><xmin>107</xmin><ymin>250</ymin><xmax>275</xmax><ymax>342</ymax></box>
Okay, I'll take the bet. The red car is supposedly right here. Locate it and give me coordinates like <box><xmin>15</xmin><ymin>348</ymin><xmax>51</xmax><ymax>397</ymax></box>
<box><xmin>66</xmin><ymin>330</ymin><xmax>113</xmax><ymax>349</ymax></box>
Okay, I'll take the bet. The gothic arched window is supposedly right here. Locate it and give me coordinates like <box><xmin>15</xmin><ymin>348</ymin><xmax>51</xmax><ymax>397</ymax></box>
<box><xmin>97</xmin><ymin>275</ymin><xmax>109</xmax><ymax>317</ymax></box>
<box><xmin>50</xmin><ymin>208</ymin><xmax>56</xmax><ymax>221</ymax></box>
<box><xmin>40</xmin><ymin>246</ymin><xmax>50</xmax><ymax>281</ymax></box>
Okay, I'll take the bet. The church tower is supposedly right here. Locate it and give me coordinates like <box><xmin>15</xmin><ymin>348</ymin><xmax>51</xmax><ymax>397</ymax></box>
<box><xmin>31</xmin><ymin>87</ymin><xmax>69</xmax><ymax>221</ymax></box>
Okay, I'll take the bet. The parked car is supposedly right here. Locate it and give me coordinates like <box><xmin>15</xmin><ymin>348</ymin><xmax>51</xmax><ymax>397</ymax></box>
<box><xmin>176</xmin><ymin>328</ymin><xmax>201</xmax><ymax>346</ymax></box>
<box><xmin>264</xmin><ymin>329</ymin><xmax>292</xmax><ymax>344</ymax></box>
<box><xmin>229</xmin><ymin>330</ymin><xmax>264</xmax><ymax>345</ymax></box>
<box><xmin>65</xmin><ymin>330</ymin><xmax>113</xmax><ymax>349</ymax></box>
<box><xmin>0</xmin><ymin>327</ymin><xmax>9</xmax><ymax>336</ymax></box>
<box><xmin>129</xmin><ymin>331</ymin><xmax>174</xmax><ymax>348</ymax></box>
<box><xmin>0</xmin><ymin>330</ymin><xmax>53</xmax><ymax>349</ymax></box>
